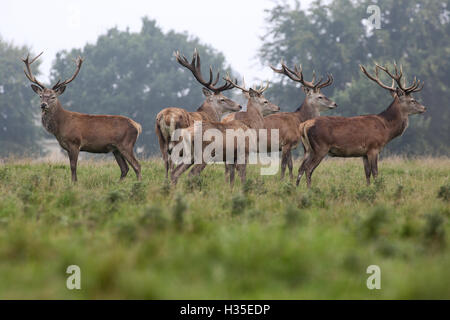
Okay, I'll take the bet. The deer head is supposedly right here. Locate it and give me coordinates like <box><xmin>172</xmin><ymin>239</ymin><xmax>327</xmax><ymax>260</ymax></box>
<box><xmin>360</xmin><ymin>62</ymin><xmax>426</xmax><ymax>115</ymax></box>
<box><xmin>175</xmin><ymin>49</ymin><xmax>241</xmax><ymax>115</ymax></box>
<box><xmin>225</xmin><ymin>76</ymin><xmax>280</xmax><ymax>116</ymax></box>
<box><xmin>22</xmin><ymin>52</ymin><xmax>83</xmax><ymax>113</ymax></box>
<box><xmin>271</xmin><ymin>61</ymin><xmax>337</xmax><ymax>111</ymax></box>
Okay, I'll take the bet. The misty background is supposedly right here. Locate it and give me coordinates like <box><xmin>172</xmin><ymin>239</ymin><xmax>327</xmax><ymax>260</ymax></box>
<box><xmin>0</xmin><ymin>0</ymin><xmax>449</xmax><ymax>158</ymax></box>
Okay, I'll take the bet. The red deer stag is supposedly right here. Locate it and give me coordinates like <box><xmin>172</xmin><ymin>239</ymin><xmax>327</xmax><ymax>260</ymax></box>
<box><xmin>296</xmin><ymin>62</ymin><xmax>426</xmax><ymax>188</ymax></box>
<box><xmin>187</xmin><ymin>76</ymin><xmax>281</xmax><ymax>178</ymax></box>
<box><xmin>264</xmin><ymin>62</ymin><xmax>337</xmax><ymax>180</ymax></box>
<box><xmin>22</xmin><ymin>52</ymin><xmax>142</xmax><ymax>182</ymax></box>
<box><xmin>155</xmin><ymin>49</ymin><xmax>241</xmax><ymax>179</ymax></box>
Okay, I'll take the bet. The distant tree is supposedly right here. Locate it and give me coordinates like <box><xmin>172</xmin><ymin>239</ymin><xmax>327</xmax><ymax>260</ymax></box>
<box><xmin>50</xmin><ymin>18</ymin><xmax>235</xmax><ymax>156</ymax></box>
<box><xmin>0</xmin><ymin>38</ymin><xmax>43</xmax><ymax>157</ymax></box>
<box><xmin>260</xmin><ymin>0</ymin><xmax>450</xmax><ymax>155</ymax></box>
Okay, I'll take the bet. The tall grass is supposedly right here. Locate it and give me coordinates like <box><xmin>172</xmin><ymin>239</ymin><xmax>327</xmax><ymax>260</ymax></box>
<box><xmin>0</xmin><ymin>157</ymin><xmax>449</xmax><ymax>299</ymax></box>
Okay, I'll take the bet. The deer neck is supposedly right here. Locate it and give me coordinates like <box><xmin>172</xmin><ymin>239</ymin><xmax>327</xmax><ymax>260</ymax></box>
<box><xmin>239</xmin><ymin>99</ymin><xmax>264</xmax><ymax>129</ymax></box>
<box><xmin>41</xmin><ymin>101</ymin><xmax>66</xmax><ymax>136</ymax></box>
<box><xmin>378</xmin><ymin>97</ymin><xmax>409</xmax><ymax>141</ymax></box>
<box><xmin>294</xmin><ymin>99</ymin><xmax>320</xmax><ymax>122</ymax></box>
<box><xmin>196</xmin><ymin>101</ymin><xmax>221</xmax><ymax>121</ymax></box>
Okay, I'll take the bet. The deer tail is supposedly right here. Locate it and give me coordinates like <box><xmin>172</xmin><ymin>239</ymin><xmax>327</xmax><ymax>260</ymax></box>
<box><xmin>130</xmin><ymin>119</ymin><xmax>142</xmax><ymax>137</ymax></box>
<box><xmin>300</xmin><ymin>121</ymin><xmax>314</xmax><ymax>153</ymax></box>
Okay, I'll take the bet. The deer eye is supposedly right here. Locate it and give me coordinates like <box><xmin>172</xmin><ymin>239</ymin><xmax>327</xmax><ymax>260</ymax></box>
<box><xmin>318</xmin><ymin>96</ymin><xmax>323</xmax><ymax>99</ymax></box>
<box><xmin>220</xmin><ymin>99</ymin><xmax>225</xmax><ymax>102</ymax></box>
<box><xmin>264</xmin><ymin>101</ymin><xmax>268</xmax><ymax>104</ymax></box>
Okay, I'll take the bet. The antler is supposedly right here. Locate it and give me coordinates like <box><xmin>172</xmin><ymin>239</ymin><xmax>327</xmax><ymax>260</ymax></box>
<box><xmin>22</xmin><ymin>52</ymin><xmax>46</xmax><ymax>89</ymax></box>
<box><xmin>315</xmin><ymin>74</ymin><xmax>334</xmax><ymax>90</ymax></box>
<box><xmin>379</xmin><ymin>62</ymin><xmax>423</xmax><ymax>94</ymax></box>
<box><xmin>270</xmin><ymin>61</ymin><xmax>330</xmax><ymax>91</ymax></box>
<box><xmin>360</xmin><ymin>62</ymin><xmax>424</xmax><ymax>94</ymax></box>
<box><xmin>224</xmin><ymin>75</ymin><xmax>269</xmax><ymax>95</ymax></box>
<box><xmin>174</xmin><ymin>49</ymin><xmax>235</xmax><ymax>93</ymax></box>
<box><xmin>360</xmin><ymin>64</ymin><xmax>396</xmax><ymax>93</ymax></box>
<box><xmin>253</xmin><ymin>80</ymin><xmax>269</xmax><ymax>95</ymax></box>
<box><xmin>52</xmin><ymin>56</ymin><xmax>84</xmax><ymax>90</ymax></box>
<box><xmin>224</xmin><ymin>75</ymin><xmax>249</xmax><ymax>93</ymax></box>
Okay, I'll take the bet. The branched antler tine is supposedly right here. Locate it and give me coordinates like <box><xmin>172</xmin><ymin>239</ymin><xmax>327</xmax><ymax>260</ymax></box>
<box><xmin>52</xmin><ymin>79</ymin><xmax>62</xmax><ymax>90</ymax></box>
<box><xmin>406</xmin><ymin>78</ymin><xmax>423</xmax><ymax>93</ymax></box>
<box><xmin>57</xmin><ymin>56</ymin><xmax>84</xmax><ymax>87</ymax></box>
<box><xmin>176</xmin><ymin>49</ymin><xmax>232</xmax><ymax>93</ymax></box>
<box><xmin>281</xmin><ymin>63</ymin><xmax>302</xmax><ymax>82</ymax></box>
<box><xmin>269</xmin><ymin>61</ymin><xmax>284</xmax><ymax>74</ymax></box>
<box><xmin>211</xmin><ymin>70</ymin><xmax>220</xmax><ymax>87</ymax></box>
<box><xmin>256</xmin><ymin>80</ymin><xmax>269</xmax><ymax>94</ymax></box>
<box><xmin>360</xmin><ymin>64</ymin><xmax>396</xmax><ymax>92</ymax></box>
<box><xmin>313</xmin><ymin>74</ymin><xmax>324</xmax><ymax>88</ymax></box>
<box><xmin>206</xmin><ymin>66</ymin><xmax>213</xmax><ymax>86</ymax></box>
<box><xmin>294</xmin><ymin>64</ymin><xmax>303</xmax><ymax>80</ymax></box>
<box><xmin>377</xmin><ymin>62</ymin><xmax>403</xmax><ymax>89</ymax></box>
<box><xmin>224</xmin><ymin>74</ymin><xmax>248</xmax><ymax>93</ymax></box>
<box><xmin>404</xmin><ymin>76</ymin><xmax>419</xmax><ymax>92</ymax></box>
<box><xmin>29</xmin><ymin>51</ymin><xmax>43</xmax><ymax>64</ymax></box>
<box><xmin>22</xmin><ymin>52</ymin><xmax>45</xmax><ymax>88</ymax></box>
<box><xmin>316</xmin><ymin>74</ymin><xmax>333</xmax><ymax>89</ymax></box>
<box><xmin>412</xmin><ymin>81</ymin><xmax>424</xmax><ymax>93</ymax></box>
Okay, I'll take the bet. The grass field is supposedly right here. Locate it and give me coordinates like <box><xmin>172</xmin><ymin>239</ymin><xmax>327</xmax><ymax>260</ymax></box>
<box><xmin>0</xmin><ymin>157</ymin><xmax>449</xmax><ymax>299</ymax></box>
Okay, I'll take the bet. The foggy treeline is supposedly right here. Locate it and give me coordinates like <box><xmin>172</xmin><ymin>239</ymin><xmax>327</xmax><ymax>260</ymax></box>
<box><xmin>0</xmin><ymin>0</ymin><xmax>449</xmax><ymax>157</ymax></box>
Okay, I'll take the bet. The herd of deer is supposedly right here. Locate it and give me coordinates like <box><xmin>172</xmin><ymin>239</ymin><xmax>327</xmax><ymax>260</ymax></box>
<box><xmin>21</xmin><ymin>50</ymin><xmax>426</xmax><ymax>189</ymax></box>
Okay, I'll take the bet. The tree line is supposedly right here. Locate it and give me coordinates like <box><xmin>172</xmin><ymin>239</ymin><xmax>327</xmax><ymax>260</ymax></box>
<box><xmin>0</xmin><ymin>0</ymin><xmax>448</xmax><ymax>157</ymax></box>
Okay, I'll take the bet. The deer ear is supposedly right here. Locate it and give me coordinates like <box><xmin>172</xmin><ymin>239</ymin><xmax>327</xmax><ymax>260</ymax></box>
<box><xmin>202</xmin><ymin>87</ymin><xmax>212</xmax><ymax>97</ymax></box>
<box><xmin>55</xmin><ymin>85</ymin><xmax>66</xmax><ymax>96</ymax></box>
<box><xmin>302</xmin><ymin>86</ymin><xmax>311</xmax><ymax>94</ymax></box>
<box><xmin>31</xmin><ymin>84</ymin><xmax>42</xmax><ymax>95</ymax></box>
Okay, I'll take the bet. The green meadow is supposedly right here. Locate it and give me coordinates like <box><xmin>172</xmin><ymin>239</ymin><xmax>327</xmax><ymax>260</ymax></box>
<box><xmin>0</xmin><ymin>157</ymin><xmax>449</xmax><ymax>299</ymax></box>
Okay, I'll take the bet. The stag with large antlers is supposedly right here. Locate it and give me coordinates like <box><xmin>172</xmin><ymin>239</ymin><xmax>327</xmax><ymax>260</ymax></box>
<box><xmin>296</xmin><ymin>62</ymin><xmax>426</xmax><ymax>188</ymax></box>
<box><xmin>22</xmin><ymin>52</ymin><xmax>142</xmax><ymax>182</ymax></box>
<box><xmin>155</xmin><ymin>49</ymin><xmax>241</xmax><ymax>179</ymax></box>
<box><xmin>264</xmin><ymin>61</ymin><xmax>337</xmax><ymax>180</ymax></box>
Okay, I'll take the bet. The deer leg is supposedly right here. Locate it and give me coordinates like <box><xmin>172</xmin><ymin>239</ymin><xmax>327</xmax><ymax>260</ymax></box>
<box><xmin>68</xmin><ymin>148</ymin><xmax>80</xmax><ymax>183</ymax></box>
<box><xmin>119</xmin><ymin>148</ymin><xmax>142</xmax><ymax>181</ymax></box>
<box><xmin>162</xmin><ymin>147</ymin><xmax>170</xmax><ymax>180</ymax></box>
<box><xmin>171</xmin><ymin>163</ymin><xmax>193</xmax><ymax>185</ymax></box>
<box><xmin>287</xmin><ymin>149</ymin><xmax>294</xmax><ymax>180</ymax></box>
<box><xmin>228</xmin><ymin>164</ymin><xmax>236</xmax><ymax>188</ymax></box>
<box><xmin>305</xmin><ymin>152</ymin><xmax>327</xmax><ymax>188</ymax></box>
<box><xmin>237</xmin><ymin>163</ymin><xmax>247</xmax><ymax>185</ymax></box>
<box><xmin>363</xmin><ymin>155</ymin><xmax>372</xmax><ymax>185</ymax></box>
<box><xmin>224</xmin><ymin>164</ymin><xmax>230</xmax><ymax>183</ymax></box>
<box><xmin>296</xmin><ymin>152</ymin><xmax>311</xmax><ymax>187</ymax></box>
<box><xmin>280</xmin><ymin>147</ymin><xmax>288</xmax><ymax>180</ymax></box>
<box><xmin>113</xmin><ymin>150</ymin><xmax>129</xmax><ymax>181</ymax></box>
<box><xmin>189</xmin><ymin>163</ymin><xmax>207</xmax><ymax>177</ymax></box>
<box><xmin>369</xmin><ymin>153</ymin><xmax>379</xmax><ymax>181</ymax></box>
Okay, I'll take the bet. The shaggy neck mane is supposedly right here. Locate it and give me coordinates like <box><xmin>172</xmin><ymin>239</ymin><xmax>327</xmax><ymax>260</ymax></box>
<box><xmin>196</xmin><ymin>101</ymin><xmax>220</xmax><ymax>121</ymax></box>
<box><xmin>294</xmin><ymin>99</ymin><xmax>319</xmax><ymax>122</ymax></box>
<box><xmin>378</xmin><ymin>96</ymin><xmax>409</xmax><ymax>140</ymax></box>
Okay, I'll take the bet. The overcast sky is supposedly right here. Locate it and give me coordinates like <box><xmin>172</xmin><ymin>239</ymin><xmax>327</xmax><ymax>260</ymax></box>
<box><xmin>0</xmin><ymin>0</ymin><xmax>311</xmax><ymax>84</ymax></box>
